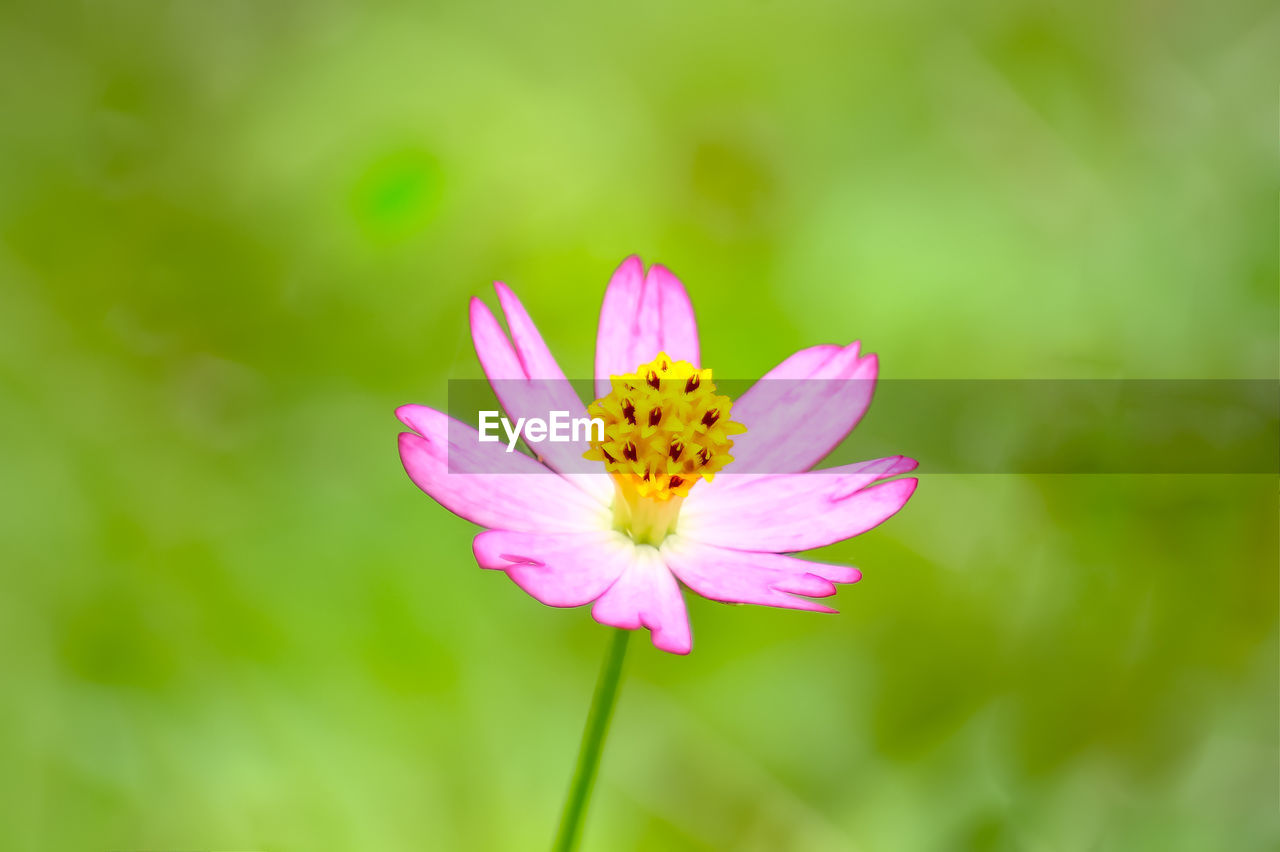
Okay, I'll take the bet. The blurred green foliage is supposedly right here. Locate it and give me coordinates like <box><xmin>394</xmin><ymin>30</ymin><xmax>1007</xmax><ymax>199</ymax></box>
<box><xmin>1</xmin><ymin>0</ymin><xmax>1275</xmax><ymax>849</ymax></box>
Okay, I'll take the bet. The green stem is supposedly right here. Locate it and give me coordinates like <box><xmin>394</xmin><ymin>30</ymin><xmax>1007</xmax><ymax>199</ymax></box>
<box><xmin>552</xmin><ymin>628</ymin><xmax>631</xmax><ymax>852</ymax></box>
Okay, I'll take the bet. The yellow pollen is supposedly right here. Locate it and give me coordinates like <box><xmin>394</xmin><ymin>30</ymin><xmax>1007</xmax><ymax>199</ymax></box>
<box><xmin>584</xmin><ymin>352</ymin><xmax>746</xmax><ymax>544</ymax></box>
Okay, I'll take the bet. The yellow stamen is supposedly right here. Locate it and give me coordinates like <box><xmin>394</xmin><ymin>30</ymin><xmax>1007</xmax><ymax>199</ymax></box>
<box><xmin>584</xmin><ymin>352</ymin><xmax>746</xmax><ymax>544</ymax></box>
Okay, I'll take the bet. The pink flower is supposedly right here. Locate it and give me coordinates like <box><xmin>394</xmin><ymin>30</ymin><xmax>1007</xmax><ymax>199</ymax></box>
<box><xmin>396</xmin><ymin>256</ymin><xmax>917</xmax><ymax>654</ymax></box>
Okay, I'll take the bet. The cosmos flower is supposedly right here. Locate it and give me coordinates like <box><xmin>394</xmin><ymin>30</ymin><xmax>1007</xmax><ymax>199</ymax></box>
<box><xmin>396</xmin><ymin>256</ymin><xmax>917</xmax><ymax>654</ymax></box>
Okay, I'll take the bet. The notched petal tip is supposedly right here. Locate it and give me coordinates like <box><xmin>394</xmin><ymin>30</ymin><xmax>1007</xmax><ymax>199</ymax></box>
<box><xmin>892</xmin><ymin>455</ymin><xmax>920</xmax><ymax>475</ymax></box>
<box><xmin>590</xmin><ymin>549</ymin><xmax>693</xmax><ymax>655</ymax></box>
<box><xmin>827</xmin><ymin>456</ymin><xmax>918</xmax><ymax>501</ymax></box>
<box><xmin>474</xmin><ymin>530</ymin><xmax>633</xmax><ymax>608</ymax></box>
<box><xmin>654</xmin><ymin>631</ymin><xmax>692</xmax><ymax>655</ymax></box>
<box><xmin>855</xmin><ymin>476</ymin><xmax>918</xmax><ymax>528</ymax></box>
<box><xmin>616</xmin><ymin>253</ymin><xmax>645</xmax><ymax>274</ymax></box>
<box><xmin>491</xmin><ymin>280</ymin><xmax>521</xmax><ymax>315</ymax></box>
<box><xmin>397</xmin><ymin>429</ymin><xmax>430</xmax><ymax>461</ymax></box>
<box><xmin>844</xmin><ymin>475</ymin><xmax>918</xmax><ymax>525</ymax></box>
<box><xmin>395</xmin><ymin>404</ymin><xmax>423</xmax><ymax>432</ymax></box>
<box><xmin>592</xmin><ymin>619</ymin><xmax>692</xmax><ymax>655</ymax></box>
<box><xmin>646</xmin><ymin>261</ymin><xmax>679</xmax><ymax>285</ymax></box>
<box><xmin>396</xmin><ymin>403</ymin><xmax>447</xmax><ymax>438</ymax></box>
<box><xmin>661</xmin><ymin>540</ymin><xmax>861</xmax><ymax>618</ymax></box>
<box><xmin>468</xmin><ymin>294</ymin><xmax>499</xmax><ymax>332</ymax></box>
<box><xmin>602</xmin><ymin>256</ymin><xmax>646</xmax><ymax>298</ymax></box>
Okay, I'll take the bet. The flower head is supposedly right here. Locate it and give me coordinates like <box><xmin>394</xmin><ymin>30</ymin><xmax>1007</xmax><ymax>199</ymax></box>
<box><xmin>584</xmin><ymin>352</ymin><xmax>745</xmax><ymax>544</ymax></box>
<box><xmin>396</xmin><ymin>256</ymin><xmax>917</xmax><ymax>654</ymax></box>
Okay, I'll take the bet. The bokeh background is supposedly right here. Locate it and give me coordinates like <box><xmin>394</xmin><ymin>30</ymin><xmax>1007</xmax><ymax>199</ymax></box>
<box><xmin>1</xmin><ymin>0</ymin><xmax>1276</xmax><ymax>849</ymax></box>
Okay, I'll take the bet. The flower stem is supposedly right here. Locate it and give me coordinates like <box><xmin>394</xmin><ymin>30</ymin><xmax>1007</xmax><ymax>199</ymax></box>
<box><xmin>552</xmin><ymin>628</ymin><xmax>631</xmax><ymax>852</ymax></box>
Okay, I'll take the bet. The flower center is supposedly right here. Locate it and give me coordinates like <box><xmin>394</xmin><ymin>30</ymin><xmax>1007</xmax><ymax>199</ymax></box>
<box><xmin>584</xmin><ymin>352</ymin><xmax>746</xmax><ymax>544</ymax></box>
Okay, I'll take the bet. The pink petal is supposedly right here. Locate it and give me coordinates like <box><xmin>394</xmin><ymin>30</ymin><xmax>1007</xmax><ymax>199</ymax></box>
<box><xmin>729</xmin><ymin>342</ymin><xmax>878</xmax><ymax>474</ymax></box>
<box><xmin>661</xmin><ymin>537</ymin><xmax>861</xmax><ymax>612</ymax></box>
<box><xmin>678</xmin><ymin>458</ymin><xmax>918</xmax><ymax>552</ymax></box>
<box><xmin>473</xmin><ymin>529</ymin><xmax>633</xmax><ymax>607</ymax></box>
<box><xmin>746</xmin><ymin>344</ymin><xmax>845</xmax><ymax>381</ymax></box>
<box><xmin>470</xmin><ymin>285</ymin><xmax>612</xmax><ymax>498</ymax></box>
<box><xmin>397</xmin><ymin>404</ymin><xmax>609</xmax><ymax>533</ymax></box>
<box><xmin>492</xmin><ymin>281</ymin><xmax>565</xmax><ymax>381</ymax></box>
<box><xmin>594</xmin><ymin>256</ymin><xmax>700</xmax><ymax>398</ymax></box>
<box><xmin>689</xmin><ymin>454</ymin><xmax>916</xmax><ymax>512</ymax></box>
<box><xmin>592</xmin><ymin>545</ymin><xmax>692</xmax><ymax>655</ymax></box>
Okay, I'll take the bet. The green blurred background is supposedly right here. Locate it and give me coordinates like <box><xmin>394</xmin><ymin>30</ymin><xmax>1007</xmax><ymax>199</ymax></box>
<box><xmin>1</xmin><ymin>0</ymin><xmax>1275</xmax><ymax>849</ymax></box>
